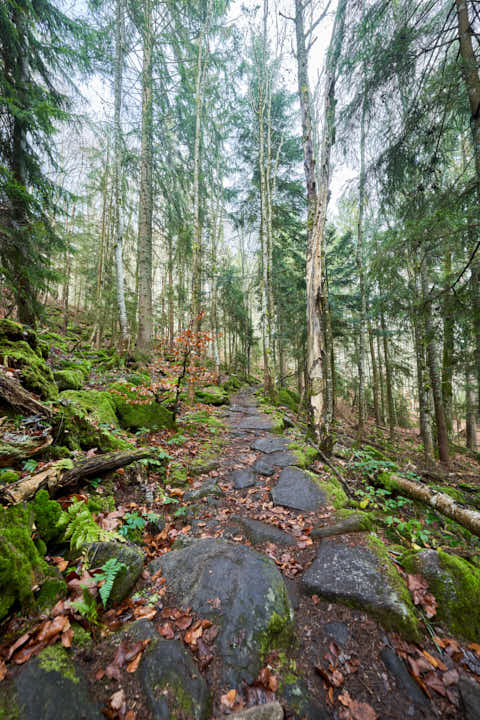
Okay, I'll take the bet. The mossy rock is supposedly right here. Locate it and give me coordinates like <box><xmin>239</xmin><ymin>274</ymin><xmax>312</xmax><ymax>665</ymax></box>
<box><xmin>36</xmin><ymin>577</ymin><xmax>67</xmax><ymax>611</ymax></box>
<box><xmin>288</xmin><ymin>441</ymin><xmax>318</xmax><ymax>468</ymax></box>
<box><xmin>401</xmin><ymin>549</ymin><xmax>480</xmax><ymax>641</ymax></box>
<box><xmin>0</xmin><ymin>339</ymin><xmax>57</xmax><ymax>400</ymax></box>
<box><xmin>59</xmin><ymin>359</ymin><xmax>92</xmax><ymax>380</ymax></box>
<box><xmin>53</xmin><ymin>369</ymin><xmax>84</xmax><ymax>391</ymax></box>
<box><xmin>108</xmin><ymin>382</ymin><xmax>174</xmax><ymax>431</ymax></box>
<box><xmin>125</xmin><ymin>371</ymin><xmax>151</xmax><ymax>386</ymax></box>
<box><xmin>57</xmin><ymin>390</ymin><xmax>129</xmax><ymax>452</ymax></box>
<box><xmin>308</xmin><ymin>471</ymin><xmax>348</xmax><ymax>509</ymax></box>
<box><xmin>37</xmin><ymin>330</ymin><xmax>70</xmax><ymax>352</ymax></box>
<box><xmin>31</xmin><ymin>490</ymin><xmax>64</xmax><ymax>544</ymax></box>
<box><xmin>195</xmin><ymin>385</ymin><xmax>229</xmax><ymax>406</ymax></box>
<box><xmin>167</xmin><ymin>461</ymin><xmax>188</xmax><ymax>487</ymax></box>
<box><xmin>276</xmin><ymin>388</ymin><xmax>298</xmax><ymax>413</ymax></box>
<box><xmin>223</xmin><ymin>375</ymin><xmax>242</xmax><ymax>392</ymax></box>
<box><xmin>0</xmin><ymin>505</ymin><xmax>50</xmax><ymax>619</ymax></box>
<box><xmin>0</xmin><ymin>319</ymin><xmax>38</xmax><ymax>349</ymax></box>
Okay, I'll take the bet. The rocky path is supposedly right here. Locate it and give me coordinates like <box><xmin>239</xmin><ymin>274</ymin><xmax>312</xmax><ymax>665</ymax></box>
<box><xmin>2</xmin><ymin>389</ymin><xmax>473</xmax><ymax>720</ymax></box>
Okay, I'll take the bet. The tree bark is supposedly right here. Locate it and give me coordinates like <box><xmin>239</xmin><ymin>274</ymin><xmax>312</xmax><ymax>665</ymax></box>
<box><xmin>136</xmin><ymin>0</ymin><xmax>154</xmax><ymax>353</ymax></box>
<box><xmin>0</xmin><ymin>369</ymin><xmax>53</xmax><ymax>418</ymax></box>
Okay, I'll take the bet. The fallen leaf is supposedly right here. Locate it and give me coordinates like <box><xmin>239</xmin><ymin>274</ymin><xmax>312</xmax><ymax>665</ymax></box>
<box><xmin>0</xmin><ymin>660</ymin><xmax>7</xmax><ymax>682</ymax></box>
<box><xmin>110</xmin><ymin>688</ymin><xmax>126</xmax><ymax>711</ymax></box>
<box><xmin>7</xmin><ymin>633</ymin><xmax>31</xmax><ymax>660</ymax></box>
<box><xmin>158</xmin><ymin>622</ymin><xmax>175</xmax><ymax>639</ymax></box>
<box><xmin>220</xmin><ymin>689</ymin><xmax>236</xmax><ymax>709</ymax></box>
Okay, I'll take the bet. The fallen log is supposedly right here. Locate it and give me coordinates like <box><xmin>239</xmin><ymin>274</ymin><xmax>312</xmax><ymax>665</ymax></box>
<box><xmin>375</xmin><ymin>472</ymin><xmax>480</xmax><ymax>539</ymax></box>
<box><xmin>0</xmin><ymin>448</ymin><xmax>153</xmax><ymax>504</ymax></box>
<box><xmin>0</xmin><ymin>433</ymin><xmax>52</xmax><ymax>467</ymax></box>
<box><xmin>0</xmin><ymin>369</ymin><xmax>53</xmax><ymax>418</ymax></box>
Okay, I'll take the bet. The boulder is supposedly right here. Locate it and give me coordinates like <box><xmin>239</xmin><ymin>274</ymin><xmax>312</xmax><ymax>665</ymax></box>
<box><xmin>195</xmin><ymin>385</ymin><xmax>229</xmax><ymax>405</ymax></box>
<box><xmin>58</xmin><ymin>390</ymin><xmax>128</xmax><ymax>452</ymax></box>
<box><xmin>271</xmin><ymin>467</ymin><xmax>327</xmax><ymax>512</ymax></box>
<box><xmin>310</xmin><ymin>513</ymin><xmax>374</xmax><ymax>539</ymax></box>
<box><xmin>126</xmin><ymin>620</ymin><xmax>211</xmax><ymax>720</ymax></box>
<box><xmin>301</xmin><ymin>538</ymin><xmax>419</xmax><ymax>640</ymax></box>
<box><xmin>0</xmin><ymin>320</ymin><xmax>57</xmax><ymax>400</ymax></box>
<box><xmin>149</xmin><ymin>538</ymin><xmax>294</xmax><ymax>687</ymax></box>
<box><xmin>401</xmin><ymin>549</ymin><xmax>480</xmax><ymax>641</ymax></box>
<box><xmin>184</xmin><ymin>483</ymin><xmax>224</xmax><ymax>501</ymax></box>
<box><xmin>459</xmin><ymin>675</ymin><xmax>480</xmax><ymax>720</ymax></box>
<box><xmin>53</xmin><ymin>368</ymin><xmax>84</xmax><ymax>391</ymax></box>
<box><xmin>380</xmin><ymin>646</ymin><xmax>429</xmax><ymax>707</ymax></box>
<box><xmin>252</xmin><ymin>457</ymin><xmax>276</xmax><ymax>476</ymax></box>
<box><xmin>87</xmin><ymin>541</ymin><xmax>144</xmax><ymax>604</ymax></box>
<box><xmin>108</xmin><ymin>382</ymin><xmax>174</xmax><ymax>431</ymax></box>
<box><xmin>0</xmin><ymin>645</ymin><xmax>102</xmax><ymax>720</ymax></box>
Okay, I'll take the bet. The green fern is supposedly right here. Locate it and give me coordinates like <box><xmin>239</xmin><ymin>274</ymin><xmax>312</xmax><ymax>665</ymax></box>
<box><xmin>97</xmin><ymin>558</ymin><xmax>127</xmax><ymax>607</ymax></box>
<box><xmin>72</xmin><ymin>586</ymin><xmax>99</xmax><ymax>623</ymax></box>
<box><xmin>57</xmin><ymin>500</ymin><xmax>119</xmax><ymax>551</ymax></box>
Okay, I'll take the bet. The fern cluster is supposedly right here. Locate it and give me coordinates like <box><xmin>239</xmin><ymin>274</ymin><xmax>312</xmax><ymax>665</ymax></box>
<box><xmin>96</xmin><ymin>558</ymin><xmax>127</xmax><ymax>607</ymax></box>
<box><xmin>57</xmin><ymin>501</ymin><xmax>118</xmax><ymax>551</ymax></box>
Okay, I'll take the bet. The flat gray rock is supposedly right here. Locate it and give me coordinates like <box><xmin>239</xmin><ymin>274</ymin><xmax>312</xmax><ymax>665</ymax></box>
<box><xmin>301</xmin><ymin>541</ymin><xmax>417</xmax><ymax>638</ymax></box>
<box><xmin>230</xmin><ymin>515</ymin><xmax>296</xmax><ymax>547</ymax></box>
<box><xmin>271</xmin><ymin>467</ymin><xmax>327</xmax><ymax>512</ymax></box>
<box><xmin>231</xmin><ymin>469</ymin><xmax>255</xmax><ymax>489</ymax></box>
<box><xmin>238</xmin><ymin>416</ymin><xmax>276</xmax><ymax>431</ymax></box>
<box><xmin>251</xmin><ymin>436</ymin><xmax>289</xmax><ymax>454</ymax></box>
<box><xmin>125</xmin><ymin>621</ymin><xmax>210</xmax><ymax>720</ymax></box>
<box><xmin>311</xmin><ymin>514</ymin><xmax>370</xmax><ymax>539</ymax></box>
<box><xmin>184</xmin><ymin>482</ymin><xmax>223</xmax><ymax>501</ymax></box>
<box><xmin>1</xmin><ymin>646</ymin><xmax>103</xmax><ymax>720</ymax></box>
<box><xmin>149</xmin><ymin>538</ymin><xmax>293</xmax><ymax>687</ymax></box>
<box><xmin>252</xmin><ymin>457</ymin><xmax>276</xmax><ymax>476</ymax></box>
<box><xmin>265</xmin><ymin>450</ymin><xmax>298</xmax><ymax>467</ymax></box>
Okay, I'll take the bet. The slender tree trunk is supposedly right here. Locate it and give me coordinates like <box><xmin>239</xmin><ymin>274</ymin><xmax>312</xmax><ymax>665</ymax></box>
<box><xmin>421</xmin><ymin>263</ymin><xmax>450</xmax><ymax>464</ymax></box>
<box><xmin>412</xmin><ymin>284</ymin><xmax>435</xmax><ymax>463</ymax></box>
<box><xmin>380</xmin><ymin>306</ymin><xmax>396</xmax><ymax>440</ymax></box>
<box><xmin>136</xmin><ymin>0</ymin><xmax>154</xmax><ymax>353</ymax></box>
<box><xmin>441</xmin><ymin>251</ymin><xmax>454</xmax><ymax>437</ymax></box>
<box><xmin>376</xmin><ymin>329</ymin><xmax>386</xmax><ymax>423</ymax></box>
<box><xmin>368</xmin><ymin>321</ymin><xmax>381</xmax><ymax>426</ymax></box>
<box><xmin>356</xmin><ymin>79</ymin><xmax>368</xmax><ymax>438</ymax></box>
<box><xmin>113</xmin><ymin>0</ymin><xmax>128</xmax><ymax>344</ymax></box>
<box><xmin>466</xmin><ymin>368</ymin><xmax>478</xmax><ymax>452</ymax></box>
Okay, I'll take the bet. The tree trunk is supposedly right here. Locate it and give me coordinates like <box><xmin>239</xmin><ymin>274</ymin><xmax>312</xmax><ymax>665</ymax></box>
<box><xmin>113</xmin><ymin>0</ymin><xmax>128</xmax><ymax>343</ymax></box>
<box><xmin>380</xmin><ymin>307</ymin><xmax>396</xmax><ymax>440</ymax></box>
<box><xmin>356</xmin><ymin>80</ymin><xmax>368</xmax><ymax>438</ymax></box>
<box><xmin>136</xmin><ymin>0</ymin><xmax>154</xmax><ymax>353</ymax></box>
<box><xmin>466</xmin><ymin>367</ymin><xmax>478</xmax><ymax>452</ymax></box>
<box><xmin>441</xmin><ymin>251</ymin><xmax>454</xmax><ymax>437</ymax></box>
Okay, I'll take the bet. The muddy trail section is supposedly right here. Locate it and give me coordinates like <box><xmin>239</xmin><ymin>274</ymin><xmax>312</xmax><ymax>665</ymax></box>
<box><xmin>1</xmin><ymin>388</ymin><xmax>479</xmax><ymax>720</ymax></box>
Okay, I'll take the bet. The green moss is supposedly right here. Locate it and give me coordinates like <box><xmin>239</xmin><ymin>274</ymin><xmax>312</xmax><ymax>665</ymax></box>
<box><xmin>72</xmin><ymin>624</ymin><xmax>93</xmax><ymax>650</ymax></box>
<box><xmin>0</xmin><ymin>684</ymin><xmax>21</xmax><ymax>720</ymax></box>
<box><xmin>0</xmin><ymin>339</ymin><xmax>57</xmax><ymax>400</ymax></box>
<box><xmin>108</xmin><ymin>382</ymin><xmax>175</xmax><ymax>431</ymax></box>
<box><xmin>183</xmin><ymin>410</ymin><xmax>224</xmax><ymax>430</ymax></box>
<box><xmin>32</xmin><ymin>490</ymin><xmax>64</xmax><ymax>544</ymax></box>
<box><xmin>307</xmin><ymin>471</ymin><xmax>348</xmax><ymax>509</ymax></box>
<box><xmin>257</xmin><ymin>582</ymin><xmax>295</xmax><ymax>658</ymax></box>
<box><xmin>367</xmin><ymin>535</ymin><xmax>420</xmax><ymax>641</ymax></box>
<box><xmin>401</xmin><ymin>549</ymin><xmax>480</xmax><ymax>641</ymax></box>
<box><xmin>0</xmin><ymin>469</ymin><xmax>19</xmax><ymax>484</ymax></box>
<box><xmin>288</xmin><ymin>441</ymin><xmax>318</xmax><ymax>468</ymax></box>
<box><xmin>35</xmin><ymin>538</ymin><xmax>47</xmax><ymax>556</ymax></box>
<box><xmin>168</xmin><ymin>462</ymin><xmax>188</xmax><ymax>487</ymax></box>
<box><xmin>87</xmin><ymin>495</ymin><xmax>115</xmax><ymax>514</ymax></box>
<box><xmin>125</xmin><ymin>371</ymin><xmax>151</xmax><ymax>386</ymax></box>
<box><xmin>38</xmin><ymin>330</ymin><xmax>70</xmax><ymax>352</ymax></box>
<box><xmin>336</xmin><ymin>508</ymin><xmax>376</xmax><ymax>530</ymax></box>
<box><xmin>60</xmin><ymin>359</ymin><xmax>92</xmax><ymax>380</ymax></box>
<box><xmin>0</xmin><ymin>505</ymin><xmax>50</xmax><ymax>619</ymax></box>
<box><xmin>276</xmin><ymin>388</ymin><xmax>298</xmax><ymax>413</ymax></box>
<box><xmin>45</xmin><ymin>445</ymin><xmax>73</xmax><ymax>460</ymax></box>
<box><xmin>38</xmin><ymin>646</ymin><xmax>79</xmax><ymax>684</ymax></box>
<box><xmin>378</xmin><ymin>471</ymin><xmax>400</xmax><ymax>492</ymax></box>
<box><xmin>195</xmin><ymin>385</ymin><xmax>229</xmax><ymax>406</ymax></box>
<box><xmin>57</xmin><ymin>389</ymin><xmax>129</xmax><ymax>452</ymax></box>
<box><xmin>222</xmin><ymin>375</ymin><xmax>242</xmax><ymax>391</ymax></box>
<box><xmin>36</xmin><ymin>577</ymin><xmax>67</xmax><ymax>611</ymax></box>
<box><xmin>53</xmin><ymin>369</ymin><xmax>84</xmax><ymax>391</ymax></box>
<box><xmin>430</xmin><ymin>485</ymin><xmax>466</xmax><ymax>504</ymax></box>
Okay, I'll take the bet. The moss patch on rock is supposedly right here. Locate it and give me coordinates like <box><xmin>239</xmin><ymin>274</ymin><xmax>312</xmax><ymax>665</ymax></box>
<box><xmin>108</xmin><ymin>382</ymin><xmax>174</xmax><ymax>431</ymax></box>
<box><xmin>401</xmin><ymin>548</ymin><xmax>480</xmax><ymax>641</ymax></box>
<box><xmin>276</xmin><ymin>388</ymin><xmax>298</xmax><ymax>413</ymax></box>
<box><xmin>195</xmin><ymin>385</ymin><xmax>229</xmax><ymax>406</ymax></box>
<box><xmin>288</xmin><ymin>441</ymin><xmax>318</xmax><ymax>468</ymax></box>
<box><xmin>0</xmin><ymin>339</ymin><xmax>57</xmax><ymax>400</ymax></box>
<box><xmin>32</xmin><ymin>490</ymin><xmax>64</xmax><ymax>544</ymax></box>
<box><xmin>0</xmin><ymin>469</ymin><xmax>20</xmax><ymax>484</ymax></box>
<box><xmin>0</xmin><ymin>505</ymin><xmax>49</xmax><ymax>619</ymax></box>
<box><xmin>307</xmin><ymin>471</ymin><xmax>348</xmax><ymax>509</ymax></box>
<box><xmin>57</xmin><ymin>389</ymin><xmax>129</xmax><ymax>452</ymax></box>
<box><xmin>36</xmin><ymin>577</ymin><xmax>67</xmax><ymax>611</ymax></box>
<box><xmin>53</xmin><ymin>369</ymin><xmax>84</xmax><ymax>391</ymax></box>
<box><xmin>37</xmin><ymin>646</ymin><xmax>79</xmax><ymax>684</ymax></box>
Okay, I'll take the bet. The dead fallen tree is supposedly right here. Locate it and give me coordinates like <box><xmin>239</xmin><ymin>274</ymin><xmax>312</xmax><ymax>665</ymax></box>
<box><xmin>0</xmin><ymin>448</ymin><xmax>153</xmax><ymax>504</ymax></box>
<box><xmin>0</xmin><ymin>369</ymin><xmax>53</xmax><ymax>418</ymax></box>
<box><xmin>0</xmin><ymin>433</ymin><xmax>52</xmax><ymax>467</ymax></box>
<box><xmin>375</xmin><ymin>472</ymin><xmax>480</xmax><ymax>539</ymax></box>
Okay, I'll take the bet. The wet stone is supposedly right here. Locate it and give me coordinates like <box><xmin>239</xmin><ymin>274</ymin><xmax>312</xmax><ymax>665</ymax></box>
<box><xmin>238</xmin><ymin>416</ymin><xmax>277</xmax><ymax>431</ymax></box>
<box><xmin>324</xmin><ymin>621</ymin><xmax>350</xmax><ymax>647</ymax></box>
<box><xmin>252</xmin><ymin>457</ymin><xmax>276</xmax><ymax>476</ymax></box>
<box><xmin>230</xmin><ymin>515</ymin><xmax>297</xmax><ymax>547</ymax></box>
<box><xmin>231</xmin><ymin>469</ymin><xmax>255</xmax><ymax>489</ymax></box>
<box><xmin>271</xmin><ymin>466</ymin><xmax>327</xmax><ymax>512</ymax></box>
<box><xmin>380</xmin><ymin>646</ymin><xmax>429</xmax><ymax>707</ymax></box>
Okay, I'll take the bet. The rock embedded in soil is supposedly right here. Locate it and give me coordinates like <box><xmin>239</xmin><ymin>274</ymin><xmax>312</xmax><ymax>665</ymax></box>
<box><xmin>401</xmin><ymin>548</ymin><xmax>480</xmax><ymax>642</ymax></box>
<box><xmin>380</xmin><ymin>646</ymin><xmax>429</xmax><ymax>707</ymax></box>
<box><xmin>250</xmin><ymin>435</ymin><xmax>289</xmax><ymax>454</ymax></box>
<box><xmin>238</xmin><ymin>416</ymin><xmax>279</xmax><ymax>432</ymax></box>
<box><xmin>0</xmin><ymin>645</ymin><xmax>102</xmax><ymax>720</ymax></box>
<box><xmin>149</xmin><ymin>538</ymin><xmax>294</xmax><ymax>687</ymax></box>
<box><xmin>231</xmin><ymin>469</ymin><xmax>255</xmax><ymax>489</ymax></box>
<box><xmin>310</xmin><ymin>513</ymin><xmax>372</xmax><ymax>539</ymax></box>
<box><xmin>281</xmin><ymin>679</ymin><xmax>331</xmax><ymax>720</ymax></box>
<box><xmin>223</xmin><ymin>702</ymin><xmax>284</xmax><ymax>720</ymax></box>
<box><xmin>324</xmin><ymin>621</ymin><xmax>350</xmax><ymax>647</ymax></box>
<box><xmin>184</xmin><ymin>482</ymin><xmax>224</xmax><ymax>501</ymax></box>
<box><xmin>87</xmin><ymin>541</ymin><xmax>144</xmax><ymax>604</ymax></box>
<box><xmin>230</xmin><ymin>515</ymin><xmax>297</xmax><ymax>547</ymax></box>
<box><xmin>252</xmin><ymin>457</ymin><xmax>276</xmax><ymax>476</ymax></box>
<box><xmin>271</xmin><ymin>466</ymin><xmax>327</xmax><ymax>512</ymax></box>
<box><xmin>459</xmin><ymin>675</ymin><xmax>480</xmax><ymax>720</ymax></box>
<box><xmin>301</xmin><ymin>539</ymin><xmax>419</xmax><ymax>639</ymax></box>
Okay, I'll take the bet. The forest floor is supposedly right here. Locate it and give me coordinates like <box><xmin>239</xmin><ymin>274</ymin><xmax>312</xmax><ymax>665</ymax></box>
<box><xmin>1</xmin><ymin>322</ymin><xmax>480</xmax><ymax>720</ymax></box>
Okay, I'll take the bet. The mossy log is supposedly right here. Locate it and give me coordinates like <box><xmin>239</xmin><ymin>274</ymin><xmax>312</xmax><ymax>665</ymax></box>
<box><xmin>376</xmin><ymin>472</ymin><xmax>480</xmax><ymax>539</ymax></box>
<box><xmin>0</xmin><ymin>433</ymin><xmax>52</xmax><ymax>467</ymax></box>
<box><xmin>0</xmin><ymin>448</ymin><xmax>153</xmax><ymax>504</ymax></box>
<box><xmin>0</xmin><ymin>369</ymin><xmax>53</xmax><ymax>418</ymax></box>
